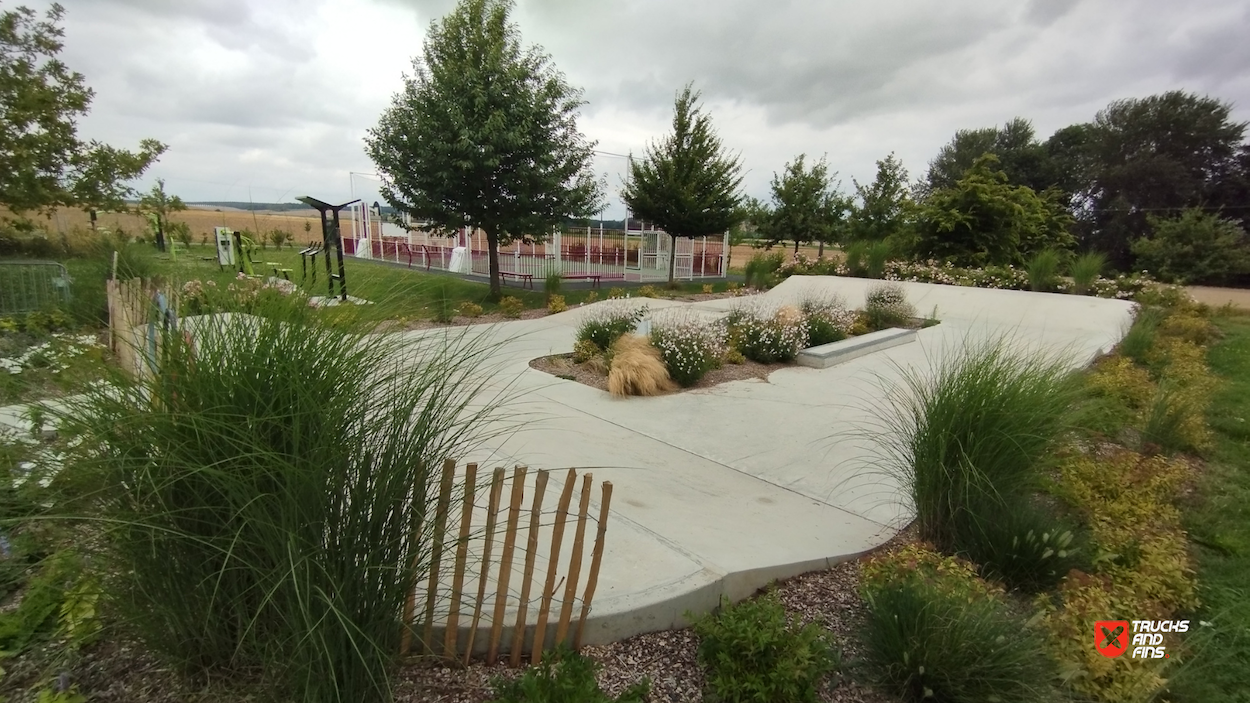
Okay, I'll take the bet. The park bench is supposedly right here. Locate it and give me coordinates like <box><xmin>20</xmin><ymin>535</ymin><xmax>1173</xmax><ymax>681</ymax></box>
<box><xmin>499</xmin><ymin>270</ymin><xmax>534</xmax><ymax>289</ymax></box>
<box><xmin>561</xmin><ymin>273</ymin><xmax>602</xmax><ymax>288</ymax></box>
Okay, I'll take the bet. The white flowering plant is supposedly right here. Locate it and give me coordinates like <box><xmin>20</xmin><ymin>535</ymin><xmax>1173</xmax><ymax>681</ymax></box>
<box><xmin>801</xmin><ymin>295</ymin><xmax>857</xmax><ymax>346</ymax></box>
<box><xmin>729</xmin><ymin>305</ymin><xmax>808</xmax><ymax>364</ymax></box>
<box><xmin>649</xmin><ymin>314</ymin><xmax>726</xmax><ymax>387</ymax></box>
<box><xmin>576</xmin><ymin>302</ymin><xmax>647</xmax><ymax>351</ymax></box>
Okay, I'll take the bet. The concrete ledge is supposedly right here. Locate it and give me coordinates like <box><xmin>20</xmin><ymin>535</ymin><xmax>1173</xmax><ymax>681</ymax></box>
<box><xmin>796</xmin><ymin>327</ymin><xmax>918</xmax><ymax>369</ymax></box>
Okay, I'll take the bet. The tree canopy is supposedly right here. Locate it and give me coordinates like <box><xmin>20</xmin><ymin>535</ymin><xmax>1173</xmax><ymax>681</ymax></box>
<box><xmin>849</xmin><ymin>153</ymin><xmax>912</xmax><ymax>244</ymax></box>
<box><xmin>0</xmin><ymin>4</ymin><xmax>164</xmax><ymax>217</ymax></box>
<box><xmin>365</xmin><ymin>0</ymin><xmax>601</xmax><ymax>299</ymax></box>
<box><xmin>757</xmin><ymin>154</ymin><xmax>850</xmax><ymax>255</ymax></box>
<box><xmin>138</xmin><ymin>178</ymin><xmax>185</xmax><ymax>253</ymax></box>
<box><xmin>622</xmin><ymin>85</ymin><xmax>743</xmax><ymax>284</ymax></box>
<box><xmin>923</xmin><ymin>118</ymin><xmax>1053</xmax><ymax>196</ymax></box>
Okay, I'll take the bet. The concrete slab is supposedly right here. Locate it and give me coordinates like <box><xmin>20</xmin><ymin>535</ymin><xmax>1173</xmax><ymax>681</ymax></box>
<box><xmin>796</xmin><ymin>327</ymin><xmax>918</xmax><ymax>369</ymax></box>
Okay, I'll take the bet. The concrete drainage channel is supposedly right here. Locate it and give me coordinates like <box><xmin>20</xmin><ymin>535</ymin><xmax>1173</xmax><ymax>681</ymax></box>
<box><xmin>795</xmin><ymin>327</ymin><xmax>919</xmax><ymax>369</ymax></box>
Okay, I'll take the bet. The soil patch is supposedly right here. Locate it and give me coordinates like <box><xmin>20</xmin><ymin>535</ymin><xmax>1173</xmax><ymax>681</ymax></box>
<box><xmin>530</xmin><ymin>353</ymin><xmax>786</xmax><ymax>394</ymax></box>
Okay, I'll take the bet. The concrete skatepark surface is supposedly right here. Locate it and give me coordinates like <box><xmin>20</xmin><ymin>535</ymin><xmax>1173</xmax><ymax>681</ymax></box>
<box><xmin>400</xmin><ymin>276</ymin><xmax>1136</xmax><ymax>647</ymax></box>
<box><xmin>0</xmin><ymin>276</ymin><xmax>1136</xmax><ymax>650</ymax></box>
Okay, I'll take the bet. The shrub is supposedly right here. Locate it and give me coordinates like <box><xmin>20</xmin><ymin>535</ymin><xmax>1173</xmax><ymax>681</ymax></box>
<box><xmin>571</xmin><ymin>339</ymin><xmax>600</xmax><ymax>364</ymax></box>
<box><xmin>1141</xmin><ymin>381</ymin><xmax>1209</xmax><ymax>454</ymax></box>
<box><xmin>744</xmin><ymin>251</ymin><xmax>784</xmax><ymax>289</ymax></box>
<box><xmin>1132</xmin><ymin>208</ymin><xmax>1250</xmax><ymax>284</ymax></box>
<box><xmin>702</xmin><ymin>283</ymin><xmax>714</xmax><ymax>294</ymax></box>
<box><xmin>731</xmin><ymin>306</ymin><xmax>808</xmax><ymax>363</ymax></box>
<box><xmin>1158</xmin><ymin>312</ymin><xmax>1218</xmax><ymax>346</ymax></box>
<box><xmin>544</xmin><ymin>271</ymin><xmax>562</xmax><ymax>300</ymax></box>
<box><xmin>499</xmin><ymin>296</ymin><xmax>525</xmax><ymax>319</ymax></box>
<box><xmin>875</xmin><ymin>338</ymin><xmax>1082</xmax><ymax>586</ymax></box>
<box><xmin>487</xmin><ymin>646</ymin><xmax>648</xmax><ymax>703</ymax></box>
<box><xmin>649</xmin><ymin>314</ymin><xmax>726</xmax><ymax>387</ymax></box>
<box><xmin>582</xmin><ymin>291</ymin><xmax>598</xmax><ymax>304</ymax></box>
<box><xmin>862</xmin><ymin>283</ymin><xmax>915</xmax><ymax>330</ymax></box>
<box><xmin>548</xmin><ymin>295</ymin><xmax>568</xmax><ymax>314</ymax></box>
<box><xmin>607</xmin><ymin>335</ymin><xmax>674</xmax><ymax>397</ymax></box>
<box><xmin>693</xmin><ymin>593</ymin><xmax>835</xmax><ymax>703</ymax></box>
<box><xmin>1026</xmin><ymin>249</ymin><xmax>1062</xmax><ymax>292</ymax></box>
<box><xmin>865</xmin><ymin>239</ymin><xmax>892</xmax><ymax>279</ymax></box>
<box><xmin>576</xmin><ymin>303</ymin><xmax>645</xmax><ymax>351</ymax></box>
<box><xmin>800</xmin><ymin>295</ymin><xmax>855</xmax><ymax>347</ymax></box>
<box><xmin>1070</xmin><ymin>252</ymin><xmax>1106</xmax><ymax>295</ymax></box>
<box><xmin>459</xmin><ymin>301</ymin><xmax>484</xmax><ymax>318</ymax></box>
<box><xmin>607</xmin><ymin>287</ymin><xmax>625</xmax><ymax>299</ymax></box>
<box><xmin>636</xmin><ymin>285</ymin><xmax>659</xmax><ymax>299</ymax></box>
<box><xmin>842</xmin><ymin>241</ymin><xmax>868</xmax><ymax>277</ymax></box>
<box><xmin>54</xmin><ymin>294</ymin><xmax>508</xmax><ymax>702</ymax></box>
<box><xmin>724</xmin><ymin>347</ymin><xmax>745</xmax><ymax>365</ymax></box>
<box><xmin>860</xmin><ymin>545</ymin><xmax>1057</xmax><ymax>703</ymax></box>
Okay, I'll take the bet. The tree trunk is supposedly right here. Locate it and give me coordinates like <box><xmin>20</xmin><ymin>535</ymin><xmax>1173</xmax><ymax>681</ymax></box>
<box><xmin>818</xmin><ymin>241</ymin><xmax>825</xmax><ymax>258</ymax></box>
<box><xmin>486</xmin><ymin>228</ymin><xmax>502</xmax><ymax>302</ymax></box>
<box><xmin>793</xmin><ymin>239</ymin><xmax>799</xmax><ymax>255</ymax></box>
<box><xmin>156</xmin><ymin>218</ymin><xmax>166</xmax><ymax>253</ymax></box>
<box><xmin>668</xmin><ymin>234</ymin><xmax>678</xmax><ymax>286</ymax></box>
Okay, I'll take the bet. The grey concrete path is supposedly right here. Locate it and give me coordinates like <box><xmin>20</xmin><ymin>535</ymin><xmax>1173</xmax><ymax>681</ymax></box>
<box><xmin>400</xmin><ymin>276</ymin><xmax>1136</xmax><ymax>645</ymax></box>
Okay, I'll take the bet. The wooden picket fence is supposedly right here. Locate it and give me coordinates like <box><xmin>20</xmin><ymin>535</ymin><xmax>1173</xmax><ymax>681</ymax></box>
<box><xmin>106</xmin><ymin>277</ymin><xmax>178</xmax><ymax>380</ymax></box>
<box><xmin>401</xmin><ymin>462</ymin><xmax>613</xmax><ymax>666</ymax></box>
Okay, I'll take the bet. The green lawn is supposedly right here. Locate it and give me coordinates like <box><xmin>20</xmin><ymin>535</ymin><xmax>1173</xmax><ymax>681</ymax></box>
<box><xmin>1168</xmin><ymin>313</ymin><xmax>1250</xmax><ymax>702</ymax></box>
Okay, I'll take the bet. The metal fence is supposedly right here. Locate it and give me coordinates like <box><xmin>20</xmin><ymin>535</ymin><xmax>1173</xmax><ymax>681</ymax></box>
<box><xmin>0</xmin><ymin>260</ymin><xmax>72</xmax><ymax>314</ymax></box>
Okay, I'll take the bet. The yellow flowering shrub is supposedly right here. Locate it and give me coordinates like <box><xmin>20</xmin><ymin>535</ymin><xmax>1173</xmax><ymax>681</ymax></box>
<box><xmin>860</xmin><ymin>543</ymin><xmax>1003</xmax><ymax>602</ymax></box>
<box><xmin>1087</xmin><ymin>356</ymin><xmax>1157</xmax><ymax>411</ymax></box>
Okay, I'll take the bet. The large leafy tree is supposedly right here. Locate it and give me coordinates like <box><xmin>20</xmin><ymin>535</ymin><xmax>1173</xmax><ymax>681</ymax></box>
<box><xmin>922</xmin><ymin>118</ymin><xmax>1053</xmax><ymax>196</ymax></box>
<box><xmin>757</xmin><ymin>154</ymin><xmax>850</xmax><ymax>256</ymax></box>
<box><xmin>1132</xmin><ymin>208</ymin><xmax>1250</xmax><ymax>284</ymax></box>
<box><xmin>622</xmin><ymin>85</ymin><xmax>744</xmax><ymax>284</ymax></box>
<box><xmin>0</xmin><ymin>4</ymin><xmax>164</xmax><ymax>217</ymax></box>
<box><xmin>366</xmin><ymin>0</ymin><xmax>602</xmax><ymax>300</ymax></box>
<box><xmin>138</xmin><ymin>178</ymin><xmax>185</xmax><ymax>253</ymax></box>
<box><xmin>1077</xmin><ymin>91</ymin><xmax>1249</xmax><ymax>268</ymax></box>
<box><xmin>913</xmin><ymin>155</ymin><xmax>1073</xmax><ymax>266</ymax></box>
<box><xmin>849</xmin><ymin>152</ymin><xmax>913</xmax><ymax>244</ymax></box>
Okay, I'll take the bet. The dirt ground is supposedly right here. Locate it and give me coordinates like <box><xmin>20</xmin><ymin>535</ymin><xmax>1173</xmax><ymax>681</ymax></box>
<box><xmin>1186</xmin><ymin>286</ymin><xmax>1250</xmax><ymax>310</ymax></box>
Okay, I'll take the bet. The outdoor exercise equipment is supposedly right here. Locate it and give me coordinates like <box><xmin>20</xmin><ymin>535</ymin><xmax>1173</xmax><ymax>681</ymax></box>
<box><xmin>297</xmin><ymin>196</ymin><xmax>359</xmax><ymax>302</ymax></box>
<box><xmin>299</xmin><ymin>242</ymin><xmax>323</xmax><ymax>284</ymax></box>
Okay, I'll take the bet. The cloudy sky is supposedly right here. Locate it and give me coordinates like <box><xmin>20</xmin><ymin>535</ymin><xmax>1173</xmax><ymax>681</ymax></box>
<box><xmin>56</xmin><ymin>0</ymin><xmax>1250</xmax><ymax>219</ymax></box>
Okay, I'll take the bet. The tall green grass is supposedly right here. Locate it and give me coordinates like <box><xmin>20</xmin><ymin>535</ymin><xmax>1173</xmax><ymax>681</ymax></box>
<box><xmin>54</xmin><ymin>293</ymin><xmax>512</xmax><ymax>702</ymax></box>
<box><xmin>1026</xmin><ymin>249</ymin><xmax>1062</xmax><ymax>292</ymax></box>
<box><xmin>876</xmin><ymin>339</ymin><xmax>1083</xmax><ymax>589</ymax></box>
<box><xmin>1069</xmin><ymin>252</ymin><xmax>1105</xmax><ymax>295</ymax></box>
<box><xmin>865</xmin><ymin>240</ymin><xmax>892</xmax><ymax>279</ymax></box>
<box><xmin>1119</xmin><ymin>306</ymin><xmax>1164</xmax><ymax>365</ymax></box>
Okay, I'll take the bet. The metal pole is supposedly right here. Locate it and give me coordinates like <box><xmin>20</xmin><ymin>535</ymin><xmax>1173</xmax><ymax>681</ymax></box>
<box><xmin>333</xmin><ymin>208</ymin><xmax>348</xmax><ymax>301</ymax></box>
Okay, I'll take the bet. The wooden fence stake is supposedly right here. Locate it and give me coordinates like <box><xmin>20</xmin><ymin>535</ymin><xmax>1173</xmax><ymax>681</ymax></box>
<box><xmin>510</xmin><ymin>470</ymin><xmax>549</xmax><ymax>666</ymax></box>
<box><xmin>420</xmin><ymin>459</ymin><xmax>457</xmax><ymax>654</ymax></box>
<box><xmin>399</xmin><ymin>460</ymin><xmax>431</xmax><ymax>657</ymax></box>
<box><xmin>462</xmin><ymin>467</ymin><xmax>505</xmax><ymax>666</ymax></box>
<box><xmin>487</xmin><ymin>466</ymin><xmax>527</xmax><ymax>664</ymax></box>
<box><xmin>443</xmin><ymin>462</ymin><xmax>477</xmax><ymax>659</ymax></box>
<box><xmin>574</xmin><ymin>481</ymin><xmax>612</xmax><ymax>649</ymax></box>
<box><xmin>555</xmin><ymin>474</ymin><xmax>594</xmax><ymax>646</ymax></box>
<box><xmin>531</xmin><ymin>469</ymin><xmax>577</xmax><ymax>664</ymax></box>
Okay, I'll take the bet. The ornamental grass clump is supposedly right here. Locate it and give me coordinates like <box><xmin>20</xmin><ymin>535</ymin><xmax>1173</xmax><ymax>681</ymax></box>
<box><xmin>53</xmin><ymin>293</ymin><xmax>512</xmax><ymax>703</ymax></box>
<box><xmin>730</xmin><ymin>305</ymin><xmax>808</xmax><ymax>363</ymax></box>
<box><xmin>1026</xmin><ymin>249</ymin><xmax>1063</xmax><ymax>292</ymax></box>
<box><xmin>800</xmin><ymin>294</ymin><xmax>856</xmax><ymax>346</ymax></box>
<box><xmin>607</xmin><ymin>334</ymin><xmax>675</xmax><ymax>397</ymax></box>
<box><xmin>649</xmin><ymin>314</ymin><xmax>725</xmax><ymax>387</ymax></box>
<box><xmin>1070</xmin><ymin>252</ymin><xmax>1106</xmax><ymax>295</ymax></box>
<box><xmin>875</xmin><ymin>338</ymin><xmax>1084</xmax><ymax>590</ymax></box>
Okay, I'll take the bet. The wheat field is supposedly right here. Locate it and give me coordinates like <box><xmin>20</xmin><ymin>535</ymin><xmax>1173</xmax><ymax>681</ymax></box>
<box><xmin>19</xmin><ymin>206</ymin><xmax>324</xmax><ymax>244</ymax></box>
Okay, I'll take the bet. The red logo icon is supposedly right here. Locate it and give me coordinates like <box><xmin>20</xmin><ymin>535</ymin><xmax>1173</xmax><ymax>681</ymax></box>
<box><xmin>1095</xmin><ymin>620</ymin><xmax>1129</xmax><ymax>658</ymax></box>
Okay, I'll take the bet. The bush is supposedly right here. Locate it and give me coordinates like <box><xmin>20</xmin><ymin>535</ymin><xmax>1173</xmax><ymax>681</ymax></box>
<box><xmin>499</xmin><ymin>296</ymin><xmax>525</xmax><ymax>319</ymax></box>
<box><xmin>693</xmin><ymin>593</ymin><xmax>835</xmax><ymax>703</ymax></box>
<box><xmin>1070</xmin><ymin>252</ymin><xmax>1105</xmax><ymax>295</ymax></box>
<box><xmin>1026</xmin><ymin>249</ymin><xmax>1062</xmax><ymax>292</ymax></box>
<box><xmin>842</xmin><ymin>241</ymin><xmax>868</xmax><ymax>277</ymax></box>
<box><xmin>571</xmin><ymin>339</ymin><xmax>600</xmax><ymax>364</ymax></box>
<box><xmin>544</xmin><ymin>271</ymin><xmax>562</xmax><ymax>299</ymax></box>
<box><xmin>487</xmin><ymin>646</ymin><xmax>648</xmax><ymax>703</ymax></box>
<box><xmin>54</xmin><ymin>294</ymin><xmax>508</xmax><ymax>702</ymax></box>
<box><xmin>459</xmin><ymin>301</ymin><xmax>484</xmax><ymax>318</ymax></box>
<box><xmin>576</xmin><ymin>303</ymin><xmax>645</xmax><ymax>352</ymax></box>
<box><xmin>547</xmin><ymin>295</ymin><xmax>568</xmax><ymax>314</ymax></box>
<box><xmin>862</xmin><ymin>283</ymin><xmax>915</xmax><ymax>330</ymax></box>
<box><xmin>731</xmin><ymin>306</ymin><xmax>808</xmax><ymax>363</ymax></box>
<box><xmin>875</xmin><ymin>338</ymin><xmax>1082</xmax><ymax>586</ymax></box>
<box><xmin>607</xmin><ymin>335</ymin><xmax>674</xmax><ymax>397</ymax></box>
<box><xmin>636</xmin><ymin>285</ymin><xmax>660</xmax><ymax>299</ymax></box>
<box><xmin>1132</xmin><ymin>208</ymin><xmax>1250</xmax><ymax>284</ymax></box>
<box><xmin>800</xmin><ymin>295</ymin><xmax>855</xmax><ymax>347</ymax></box>
<box><xmin>649</xmin><ymin>314</ymin><xmax>725</xmax><ymax>387</ymax></box>
<box><xmin>607</xmin><ymin>287</ymin><xmax>625</xmax><ymax>299</ymax></box>
<box><xmin>744</xmin><ymin>251</ymin><xmax>784</xmax><ymax>289</ymax></box>
<box><xmin>951</xmin><ymin>501</ymin><xmax>1086</xmax><ymax>592</ymax></box>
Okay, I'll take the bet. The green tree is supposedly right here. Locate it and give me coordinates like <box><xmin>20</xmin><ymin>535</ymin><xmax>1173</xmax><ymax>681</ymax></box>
<box><xmin>0</xmin><ymin>4</ymin><xmax>164</xmax><ymax>216</ymax></box>
<box><xmin>1131</xmin><ymin>208</ymin><xmax>1250</xmax><ymax>284</ymax></box>
<box><xmin>622</xmin><ymin>85</ymin><xmax>744</xmax><ymax>284</ymax></box>
<box><xmin>922</xmin><ymin>118</ymin><xmax>1053</xmax><ymax>196</ymax></box>
<box><xmin>138</xmin><ymin>178</ymin><xmax>185</xmax><ymax>253</ymax></box>
<box><xmin>849</xmin><ymin>152</ymin><xmax>913</xmax><ymax>244</ymax></box>
<box><xmin>1079</xmin><ymin>91</ymin><xmax>1249</xmax><ymax>268</ymax></box>
<box><xmin>913</xmin><ymin>154</ymin><xmax>1073</xmax><ymax>266</ymax></box>
<box><xmin>756</xmin><ymin>154</ymin><xmax>850</xmax><ymax>256</ymax></box>
<box><xmin>365</xmin><ymin>0</ymin><xmax>601</xmax><ymax>300</ymax></box>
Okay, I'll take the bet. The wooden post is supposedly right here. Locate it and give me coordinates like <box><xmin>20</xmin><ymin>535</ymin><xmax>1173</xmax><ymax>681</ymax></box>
<box><xmin>419</xmin><ymin>459</ymin><xmax>457</xmax><ymax>654</ymax></box>
<box><xmin>555</xmin><ymin>474</ymin><xmax>594</xmax><ymax>646</ymax></box>
<box><xmin>510</xmin><ymin>470</ymin><xmax>549</xmax><ymax>666</ymax></box>
<box><xmin>463</xmin><ymin>468</ymin><xmax>505</xmax><ymax>666</ymax></box>
<box><xmin>443</xmin><ymin>462</ymin><xmax>477</xmax><ymax>659</ymax></box>
<box><xmin>531</xmin><ymin>469</ymin><xmax>577</xmax><ymax>664</ymax></box>
<box><xmin>574</xmin><ymin>481</ymin><xmax>612</xmax><ymax>649</ymax></box>
<box><xmin>487</xmin><ymin>466</ymin><xmax>527</xmax><ymax>664</ymax></box>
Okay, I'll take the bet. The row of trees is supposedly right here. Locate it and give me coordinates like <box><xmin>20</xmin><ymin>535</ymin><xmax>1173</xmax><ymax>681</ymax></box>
<box><xmin>370</xmin><ymin>0</ymin><xmax>1250</xmax><ymax>292</ymax></box>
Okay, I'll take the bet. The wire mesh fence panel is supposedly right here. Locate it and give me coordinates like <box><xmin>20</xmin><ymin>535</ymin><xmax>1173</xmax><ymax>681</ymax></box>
<box><xmin>0</xmin><ymin>261</ymin><xmax>72</xmax><ymax>314</ymax></box>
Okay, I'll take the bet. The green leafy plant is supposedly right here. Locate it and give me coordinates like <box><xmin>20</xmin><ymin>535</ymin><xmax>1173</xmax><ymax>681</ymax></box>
<box><xmin>744</xmin><ymin>251</ymin><xmax>785</xmax><ymax>288</ymax></box>
<box><xmin>1133</xmin><ymin>208</ymin><xmax>1250</xmax><ymax>284</ymax></box>
<box><xmin>547</xmin><ymin>294</ymin><xmax>568</xmax><ymax>313</ymax></box>
<box><xmin>1118</xmin><ymin>307</ymin><xmax>1163</xmax><ymax>366</ymax></box>
<box><xmin>571</xmin><ymin>338</ymin><xmax>600</xmax><ymax>364</ymax></box>
<box><xmin>576</xmin><ymin>303</ymin><xmax>645</xmax><ymax>351</ymax></box>
<box><xmin>545</xmin><ymin>271</ymin><xmax>563</xmax><ymax>301</ymax></box>
<box><xmin>1026</xmin><ymin>249</ymin><xmax>1062</xmax><ymax>292</ymax></box>
<box><xmin>499</xmin><ymin>295</ymin><xmax>525</xmax><ymax>319</ymax></box>
<box><xmin>865</xmin><ymin>239</ymin><xmax>892</xmax><ymax>279</ymax></box>
<box><xmin>732</xmin><ymin>306</ymin><xmax>807</xmax><ymax>363</ymax></box>
<box><xmin>636</xmin><ymin>285</ymin><xmax>660</xmax><ymax>299</ymax></box>
<box><xmin>487</xmin><ymin>646</ymin><xmax>649</xmax><ymax>703</ymax></box>
<box><xmin>801</xmin><ymin>295</ymin><xmax>855</xmax><ymax>347</ymax></box>
<box><xmin>459</xmin><ymin>301</ymin><xmax>484</xmax><ymax>318</ymax></box>
<box><xmin>1070</xmin><ymin>252</ymin><xmax>1105</xmax><ymax>295</ymax></box>
<box><xmin>862</xmin><ymin>282</ymin><xmax>915</xmax><ymax>330</ymax></box>
<box><xmin>693</xmin><ymin>593</ymin><xmax>836</xmax><ymax>703</ymax></box>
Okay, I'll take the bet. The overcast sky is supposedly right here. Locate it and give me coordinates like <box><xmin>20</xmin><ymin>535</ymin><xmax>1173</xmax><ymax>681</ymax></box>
<box><xmin>56</xmin><ymin>0</ymin><xmax>1250</xmax><ymax>219</ymax></box>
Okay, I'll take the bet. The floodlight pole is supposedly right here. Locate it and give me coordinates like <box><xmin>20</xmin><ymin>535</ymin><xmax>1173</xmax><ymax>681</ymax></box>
<box><xmin>297</xmin><ymin>196</ymin><xmax>360</xmax><ymax>302</ymax></box>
